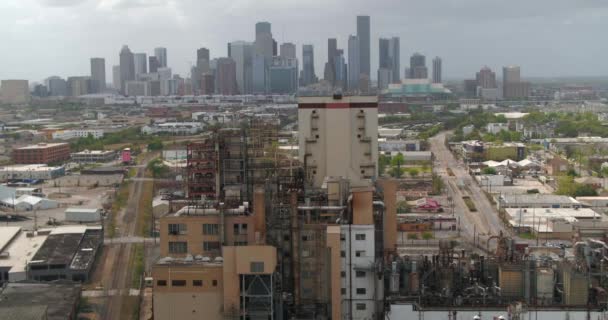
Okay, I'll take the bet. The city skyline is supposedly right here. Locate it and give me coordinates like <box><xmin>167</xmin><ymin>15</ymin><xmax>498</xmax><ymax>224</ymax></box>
<box><xmin>1</xmin><ymin>0</ymin><xmax>607</xmax><ymax>82</ymax></box>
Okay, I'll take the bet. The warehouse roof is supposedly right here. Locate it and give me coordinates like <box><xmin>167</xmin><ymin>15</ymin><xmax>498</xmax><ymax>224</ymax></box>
<box><xmin>0</xmin><ymin>282</ymin><xmax>81</xmax><ymax>320</ymax></box>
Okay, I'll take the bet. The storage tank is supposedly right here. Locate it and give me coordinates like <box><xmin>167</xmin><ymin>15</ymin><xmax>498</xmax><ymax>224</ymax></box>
<box><xmin>499</xmin><ymin>265</ymin><xmax>524</xmax><ymax>299</ymax></box>
<box><xmin>563</xmin><ymin>268</ymin><xmax>589</xmax><ymax>305</ymax></box>
<box><xmin>536</xmin><ymin>268</ymin><xmax>554</xmax><ymax>304</ymax></box>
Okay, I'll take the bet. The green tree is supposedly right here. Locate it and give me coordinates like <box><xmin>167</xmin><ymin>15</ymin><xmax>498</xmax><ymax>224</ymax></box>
<box><xmin>421</xmin><ymin>232</ymin><xmax>434</xmax><ymax>240</ymax></box>
<box><xmin>409</xmin><ymin>168</ymin><xmax>419</xmax><ymax>178</ymax></box>
<box><xmin>482</xmin><ymin>167</ymin><xmax>497</xmax><ymax>175</ymax></box>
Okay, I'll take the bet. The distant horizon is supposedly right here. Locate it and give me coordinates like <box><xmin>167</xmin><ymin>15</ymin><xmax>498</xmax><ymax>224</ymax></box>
<box><xmin>1</xmin><ymin>0</ymin><xmax>607</xmax><ymax>82</ymax></box>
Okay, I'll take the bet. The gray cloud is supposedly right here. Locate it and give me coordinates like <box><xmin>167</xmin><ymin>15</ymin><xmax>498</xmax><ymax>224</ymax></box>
<box><xmin>1</xmin><ymin>0</ymin><xmax>606</xmax><ymax>82</ymax></box>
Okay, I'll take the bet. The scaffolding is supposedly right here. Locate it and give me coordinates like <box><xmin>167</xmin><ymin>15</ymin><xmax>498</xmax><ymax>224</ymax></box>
<box><xmin>186</xmin><ymin>138</ymin><xmax>218</xmax><ymax>200</ymax></box>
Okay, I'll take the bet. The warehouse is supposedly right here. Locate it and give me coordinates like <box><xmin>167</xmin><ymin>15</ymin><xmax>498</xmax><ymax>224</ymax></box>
<box><xmin>0</xmin><ymin>164</ymin><xmax>65</xmax><ymax>181</ymax></box>
<box><xmin>70</xmin><ymin>150</ymin><xmax>117</xmax><ymax>163</ymax></box>
<box><xmin>64</xmin><ymin>208</ymin><xmax>102</xmax><ymax>223</ymax></box>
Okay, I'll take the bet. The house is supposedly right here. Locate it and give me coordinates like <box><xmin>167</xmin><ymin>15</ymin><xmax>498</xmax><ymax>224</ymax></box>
<box><xmin>486</xmin><ymin>123</ymin><xmax>510</xmax><ymax>134</ymax></box>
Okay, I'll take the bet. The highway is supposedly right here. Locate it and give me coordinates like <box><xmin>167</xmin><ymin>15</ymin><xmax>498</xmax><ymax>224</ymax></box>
<box><xmin>429</xmin><ymin>131</ymin><xmax>509</xmax><ymax>249</ymax></box>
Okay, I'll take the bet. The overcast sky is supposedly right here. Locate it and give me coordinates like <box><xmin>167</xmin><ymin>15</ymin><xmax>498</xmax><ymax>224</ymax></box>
<box><xmin>1</xmin><ymin>0</ymin><xmax>607</xmax><ymax>83</ymax></box>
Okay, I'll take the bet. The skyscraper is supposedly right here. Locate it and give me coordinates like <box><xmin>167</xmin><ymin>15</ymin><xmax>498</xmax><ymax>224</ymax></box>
<box><xmin>197</xmin><ymin>48</ymin><xmax>210</xmax><ymax>72</ymax></box>
<box><xmin>377</xmin><ymin>38</ymin><xmax>392</xmax><ymax>90</ymax></box>
<box><xmin>410</xmin><ymin>53</ymin><xmax>428</xmax><ymax>79</ymax></box>
<box><xmin>347</xmin><ymin>35</ymin><xmax>360</xmax><ymax>92</ymax></box>
<box><xmin>280</xmin><ymin>43</ymin><xmax>296</xmax><ymax>59</ymax></box>
<box><xmin>269</xmin><ymin>56</ymin><xmax>298</xmax><ymax>94</ymax></box>
<box><xmin>229</xmin><ymin>41</ymin><xmax>254</xmax><ymax>94</ymax></box>
<box><xmin>300</xmin><ymin>44</ymin><xmax>317</xmax><ymax>87</ymax></box>
<box><xmin>134</xmin><ymin>53</ymin><xmax>147</xmax><ymax>77</ymax></box>
<box><xmin>254</xmin><ymin>22</ymin><xmax>274</xmax><ymax>58</ymax></box>
<box><xmin>119</xmin><ymin>45</ymin><xmax>135</xmax><ymax>94</ymax></box>
<box><xmin>324</xmin><ymin>38</ymin><xmax>338</xmax><ymax>84</ymax></box>
<box><xmin>149</xmin><ymin>56</ymin><xmax>159</xmax><ymax>73</ymax></box>
<box><xmin>112</xmin><ymin>65</ymin><xmax>121</xmax><ymax>90</ymax></box>
<box><xmin>90</xmin><ymin>58</ymin><xmax>106</xmax><ymax>93</ymax></box>
<box><xmin>502</xmin><ymin>65</ymin><xmax>530</xmax><ymax>99</ymax></box>
<box><xmin>432</xmin><ymin>57</ymin><xmax>442</xmax><ymax>83</ymax></box>
<box><xmin>388</xmin><ymin>37</ymin><xmax>400</xmax><ymax>83</ymax></box>
<box><xmin>357</xmin><ymin>16</ymin><xmax>371</xmax><ymax>78</ymax></box>
<box><xmin>216</xmin><ymin>57</ymin><xmax>238</xmax><ymax>95</ymax></box>
<box><xmin>154</xmin><ymin>47</ymin><xmax>167</xmax><ymax>67</ymax></box>
<box><xmin>476</xmin><ymin>66</ymin><xmax>497</xmax><ymax>88</ymax></box>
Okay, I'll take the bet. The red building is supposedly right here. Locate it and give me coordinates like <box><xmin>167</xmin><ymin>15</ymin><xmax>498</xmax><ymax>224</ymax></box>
<box><xmin>13</xmin><ymin>143</ymin><xmax>70</xmax><ymax>164</ymax></box>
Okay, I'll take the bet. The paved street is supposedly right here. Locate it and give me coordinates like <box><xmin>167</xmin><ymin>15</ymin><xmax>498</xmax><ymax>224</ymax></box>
<box><xmin>429</xmin><ymin>132</ymin><xmax>510</xmax><ymax>249</ymax></box>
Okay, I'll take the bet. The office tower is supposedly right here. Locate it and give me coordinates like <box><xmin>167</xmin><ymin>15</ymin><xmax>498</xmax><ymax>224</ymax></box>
<box><xmin>119</xmin><ymin>45</ymin><xmax>135</xmax><ymax>94</ymax></box>
<box><xmin>324</xmin><ymin>38</ymin><xmax>338</xmax><ymax>84</ymax></box>
<box><xmin>197</xmin><ymin>48</ymin><xmax>210</xmax><ymax>72</ymax></box>
<box><xmin>269</xmin><ymin>57</ymin><xmax>298</xmax><ymax>94</ymax></box>
<box><xmin>90</xmin><ymin>58</ymin><xmax>106</xmax><ymax>93</ymax></box>
<box><xmin>476</xmin><ymin>66</ymin><xmax>497</xmax><ymax>88</ymax></box>
<box><xmin>254</xmin><ymin>21</ymin><xmax>274</xmax><ymax>58</ymax></box>
<box><xmin>410</xmin><ymin>53</ymin><xmax>428</xmax><ymax>79</ymax></box>
<box><xmin>378</xmin><ymin>38</ymin><xmax>392</xmax><ymax>89</ymax></box>
<box><xmin>229</xmin><ymin>41</ymin><xmax>254</xmax><ymax>94</ymax></box>
<box><xmin>348</xmin><ymin>35</ymin><xmax>360</xmax><ymax>92</ymax></box>
<box><xmin>67</xmin><ymin>76</ymin><xmax>89</xmax><ymax>96</ymax></box>
<box><xmin>280</xmin><ymin>43</ymin><xmax>296</xmax><ymax>59</ymax></box>
<box><xmin>252</xmin><ymin>55</ymin><xmax>268</xmax><ymax>94</ymax></box>
<box><xmin>463</xmin><ymin>79</ymin><xmax>478</xmax><ymax>98</ymax></box>
<box><xmin>154</xmin><ymin>47</ymin><xmax>167</xmax><ymax>67</ymax></box>
<box><xmin>32</xmin><ymin>84</ymin><xmax>48</xmax><ymax>97</ymax></box>
<box><xmin>503</xmin><ymin>65</ymin><xmax>530</xmax><ymax>99</ymax></box>
<box><xmin>300</xmin><ymin>44</ymin><xmax>317</xmax><ymax>86</ymax></box>
<box><xmin>200</xmin><ymin>73</ymin><xmax>215</xmax><ymax>95</ymax></box>
<box><xmin>333</xmin><ymin>50</ymin><xmax>347</xmax><ymax>91</ymax></box>
<box><xmin>112</xmin><ymin>65</ymin><xmax>121</xmax><ymax>90</ymax></box>
<box><xmin>0</xmin><ymin>80</ymin><xmax>30</xmax><ymax>104</ymax></box>
<box><xmin>149</xmin><ymin>56</ymin><xmax>159</xmax><ymax>73</ymax></box>
<box><xmin>357</xmin><ymin>15</ymin><xmax>371</xmax><ymax>78</ymax></box>
<box><xmin>388</xmin><ymin>37</ymin><xmax>400</xmax><ymax>83</ymax></box>
<box><xmin>190</xmin><ymin>66</ymin><xmax>202</xmax><ymax>95</ymax></box>
<box><xmin>216</xmin><ymin>57</ymin><xmax>238</xmax><ymax>95</ymax></box>
<box><xmin>432</xmin><ymin>57</ymin><xmax>442</xmax><ymax>83</ymax></box>
<box><xmin>158</xmin><ymin>67</ymin><xmax>172</xmax><ymax>95</ymax></box>
<box><xmin>47</xmin><ymin>77</ymin><xmax>67</xmax><ymax>96</ymax></box>
<box><xmin>404</xmin><ymin>68</ymin><xmax>411</xmax><ymax>79</ymax></box>
<box><xmin>134</xmin><ymin>53</ymin><xmax>147</xmax><ymax>77</ymax></box>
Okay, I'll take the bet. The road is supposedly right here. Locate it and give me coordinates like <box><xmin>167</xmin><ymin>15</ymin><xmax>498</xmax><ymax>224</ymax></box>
<box><xmin>90</xmin><ymin>151</ymin><xmax>158</xmax><ymax>320</ymax></box>
<box><xmin>429</xmin><ymin>132</ymin><xmax>509</xmax><ymax>249</ymax></box>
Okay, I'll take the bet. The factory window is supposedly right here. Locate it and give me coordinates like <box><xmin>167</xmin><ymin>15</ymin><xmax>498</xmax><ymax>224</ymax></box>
<box><xmin>234</xmin><ymin>241</ymin><xmax>247</xmax><ymax>246</ymax></box>
<box><xmin>301</xmin><ymin>235</ymin><xmax>310</xmax><ymax>241</ymax></box>
<box><xmin>157</xmin><ymin>280</ymin><xmax>167</xmax><ymax>286</ymax></box>
<box><xmin>341</xmin><ymin>271</ymin><xmax>346</xmax><ymax>278</ymax></box>
<box><xmin>355</xmin><ymin>250</ymin><xmax>365</xmax><ymax>257</ymax></box>
<box><xmin>355</xmin><ymin>234</ymin><xmax>366</xmax><ymax>240</ymax></box>
<box><xmin>203</xmin><ymin>224</ymin><xmax>219</xmax><ymax>235</ymax></box>
<box><xmin>340</xmin><ymin>233</ymin><xmax>346</xmax><ymax>241</ymax></box>
<box><xmin>203</xmin><ymin>241</ymin><xmax>221</xmax><ymax>251</ymax></box>
<box><xmin>193</xmin><ymin>280</ymin><xmax>203</xmax><ymax>287</ymax></box>
<box><xmin>250</xmin><ymin>262</ymin><xmax>264</xmax><ymax>273</ymax></box>
<box><xmin>168</xmin><ymin>241</ymin><xmax>188</xmax><ymax>254</ymax></box>
<box><xmin>356</xmin><ymin>288</ymin><xmax>366</xmax><ymax>295</ymax></box>
<box><xmin>283</xmin><ymin>235</ymin><xmax>290</xmax><ymax>241</ymax></box>
<box><xmin>168</xmin><ymin>223</ymin><xmax>187</xmax><ymax>235</ymax></box>
<box><xmin>233</xmin><ymin>223</ymin><xmax>248</xmax><ymax>235</ymax></box>
<box><xmin>171</xmin><ymin>280</ymin><xmax>186</xmax><ymax>287</ymax></box>
<box><xmin>356</xmin><ymin>271</ymin><xmax>366</xmax><ymax>278</ymax></box>
<box><xmin>341</xmin><ymin>288</ymin><xmax>346</xmax><ymax>295</ymax></box>
<box><xmin>340</xmin><ymin>251</ymin><xmax>346</xmax><ymax>257</ymax></box>
<box><xmin>356</xmin><ymin>303</ymin><xmax>366</xmax><ymax>311</ymax></box>
<box><xmin>212</xmin><ymin>280</ymin><xmax>218</xmax><ymax>287</ymax></box>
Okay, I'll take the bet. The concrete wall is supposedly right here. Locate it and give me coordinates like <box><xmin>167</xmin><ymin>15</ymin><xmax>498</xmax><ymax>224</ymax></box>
<box><xmin>298</xmin><ymin>96</ymin><xmax>378</xmax><ymax>188</ymax></box>
<box><xmin>152</xmin><ymin>264</ymin><xmax>224</xmax><ymax>320</ymax></box>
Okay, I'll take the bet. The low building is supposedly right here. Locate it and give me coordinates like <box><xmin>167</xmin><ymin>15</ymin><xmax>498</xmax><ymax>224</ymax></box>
<box><xmin>52</xmin><ymin>129</ymin><xmax>104</xmax><ymax>141</ymax></box>
<box><xmin>379</xmin><ymin>139</ymin><xmax>421</xmax><ymax>152</ymax></box>
<box><xmin>51</xmin><ymin>174</ymin><xmax>123</xmax><ymax>187</ymax></box>
<box><xmin>576</xmin><ymin>197</ymin><xmax>608</xmax><ymax>208</ymax></box>
<box><xmin>0</xmin><ymin>80</ymin><xmax>30</xmax><ymax>104</ymax></box>
<box><xmin>505</xmin><ymin>207</ymin><xmax>603</xmax><ymax>239</ymax></box>
<box><xmin>12</xmin><ymin>143</ymin><xmax>71</xmax><ymax>165</ymax></box>
<box><xmin>0</xmin><ymin>164</ymin><xmax>65</xmax><ymax>181</ymax></box>
<box><xmin>81</xmin><ymin>166</ymin><xmax>125</xmax><ymax>175</ymax></box>
<box><xmin>27</xmin><ymin>225</ymin><xmax>103</xmax><ymax>282</ymax></box>
<box><xmin>546</xmin><ymin>156</ymin><xmax>570</xmax><ymax>176</ymax></box>
<box><xmin>486</xmin><ymin>123</ymin><xmax>510</xmax><ymax>134</ymax></box>
<box><xmin>0</xmin><ymin>185</ymin><xmax>58</xmax><ymax>211</ymax></box>
<box><xmin>70</xmin><ymin>150</ymin><xmax>116</xmax><ymax>163</ymax></box>
<box><xmin>64</xmin><ymin>208</ymin><xmax>102</xmax><ymax>223</ymax></box>
<box><xmin>141</xmin><ymin>122</ymin><xmax>203</xmax><ymax>135</ymax></box>
<box><xmin>0</xmin><ymin>282</ymin><xmax>81</xmax><ymax>320</ymax></box>
<box><xmin>497</xmin><ymin>194</ymin><xmax>581</xmax><ymax>210</ymax></box>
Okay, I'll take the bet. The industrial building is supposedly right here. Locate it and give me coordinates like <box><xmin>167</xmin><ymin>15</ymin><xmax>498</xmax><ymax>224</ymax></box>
<box><xmin>0</xmin><ymin>282</ymin><xmax>81</xmax><ymax>320</ymax></box>
<box><xmin>0</xmin><ymin>225</ymin><xmax>103</xmax><ymax>283</ymax></box>
<box><xmin>505</xmin><ymin>207</ymin><xmax>605</xmax><ymax>238</ymax></box>
<box><xmin>0</xmin><ymin>164</ymin><xmax>65</xmax><ymax>181</ymax></box>
<box><xmin>12</xmin><ymin>143</ymin><xmax>71</xmax><ymax>165</ymax></box>
<box><xmin>497</xmin><ymin>194</ymin><xmax>582</xmax><ymax>210</ymax></box>
<box><xmin>70</xmin><ymin>150</ymin><xmax>117</xmax><ymax>163</ymax></box>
